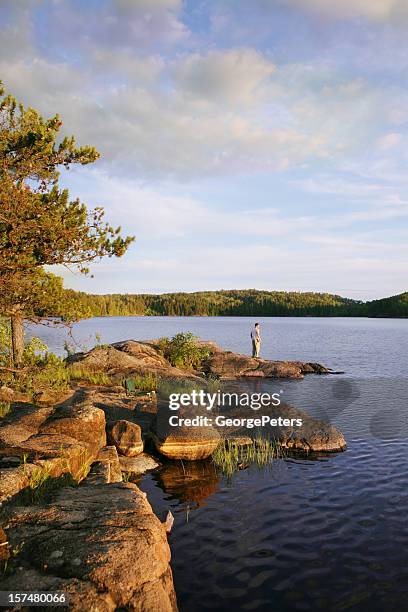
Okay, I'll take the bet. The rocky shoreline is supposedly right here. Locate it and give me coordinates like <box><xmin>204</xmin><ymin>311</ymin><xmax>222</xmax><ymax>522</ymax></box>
<box><xmin>0</xmin><ymin>339</ymin><xmax>346</xmax><ymax>609</ymax></box>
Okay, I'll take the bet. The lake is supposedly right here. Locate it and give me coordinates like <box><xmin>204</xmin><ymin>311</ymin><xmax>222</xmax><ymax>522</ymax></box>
<box><xmin>30</xmin><ymin>316</ymin><xmax>408</xmax><ymax>611</ymax></box>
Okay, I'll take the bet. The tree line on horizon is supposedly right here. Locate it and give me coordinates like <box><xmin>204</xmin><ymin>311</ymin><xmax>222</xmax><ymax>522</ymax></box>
<box><xmin>66</xmin><ymin>289</ymin><xmax>408</xmax><ymax>318</ymax></box>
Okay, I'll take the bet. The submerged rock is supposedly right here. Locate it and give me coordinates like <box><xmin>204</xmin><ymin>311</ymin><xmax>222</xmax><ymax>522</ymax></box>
<box><xmin>156</xmin><ymin>461</ymin><xmax>219</xmax><ymax>507</ymax></box>
<box><xmin>1</xmin><ymin>481</ymin><xmax>178</xmax><ymax>611</ymax></box>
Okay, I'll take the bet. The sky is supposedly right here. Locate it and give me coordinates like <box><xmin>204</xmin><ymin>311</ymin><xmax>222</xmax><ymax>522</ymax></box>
<box><xmin>1</xmin><ymin>0</ymin><xmax>408</xmax><ymax>300</ymax></box>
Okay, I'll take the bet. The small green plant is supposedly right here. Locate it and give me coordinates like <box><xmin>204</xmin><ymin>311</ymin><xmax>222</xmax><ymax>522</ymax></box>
<box><xmin>74</xmin><ymin>457</ymin><xmax>93</xmax><ymax>482</ymax></box>
<box><xmin>0</xmin><ymin>402</ymin><xmax>11</xmax><ymax>419</ymax></box>
<box><xmin>22</xmin><ymin>337</ymin><xmax>48</xmax><ymax>366</ymax></box>
<box><xmin>21</xmin><ymin>460</ymin><xmax>54</xmax><ymax>503</ymax></box>
<box><xmin>20</xmin><ymin>448</ymin><xmax>92</xmax><ymax>504</ymax></box>
<box><xmin>157</xmin><ymin>332</ymin><xmax>210</xmax><ymax>370</ymax></box>
<box><xmin>1</xmin><ymin>538</ymin><xmax>24</xmax><ymax>576</ymax></box>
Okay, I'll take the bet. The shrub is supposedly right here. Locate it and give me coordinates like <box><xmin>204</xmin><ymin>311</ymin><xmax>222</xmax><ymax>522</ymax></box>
<box><xmin>157</xmin><ymin>332</ymin><xmax>210</xmax><ymax>369</ymax></box>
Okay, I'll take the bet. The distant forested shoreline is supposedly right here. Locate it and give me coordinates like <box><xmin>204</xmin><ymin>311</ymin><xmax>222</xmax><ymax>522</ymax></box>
<box><xmin>64</xmin><ymin>289</ymin><xmax>408</xmax><ymax>318</ymax></box>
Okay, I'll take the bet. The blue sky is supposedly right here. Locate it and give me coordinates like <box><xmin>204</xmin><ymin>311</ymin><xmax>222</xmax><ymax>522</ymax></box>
<box><xmin>1</xmin><ymin>0</ymin><xmax>408</xmax><ymax>299</ymax></box>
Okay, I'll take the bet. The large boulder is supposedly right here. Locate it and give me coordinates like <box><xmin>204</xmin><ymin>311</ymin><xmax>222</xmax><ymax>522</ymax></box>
<box><xmin>1</xmin><ymin>481</ymin><xmax>178</xmax><ymax>611</ymax></box>
<box><xmin>153</xmin><ymin>428</ymin><xmax>220</xmax><ymax>461</ymax></box>
<box><xmin>152</xmin><ymin>404</ymin><xmax>220</xmax><ymax>461</ymax></box>
<box><xmin>39</xmin><ymin>401</ymin><xmax>106</xmax><ymax>456</ymax></box>
<box><xmin>107</xmin><ymin>420</ymin><xmax>143</xmax><ymax>457</ymax></box>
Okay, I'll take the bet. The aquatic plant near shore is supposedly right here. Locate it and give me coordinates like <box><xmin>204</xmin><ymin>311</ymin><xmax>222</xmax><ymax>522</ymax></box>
<box><xmin>212</xmin><ymin>436</ymin><xmax>281</xmax><ymax>477</ymax></box>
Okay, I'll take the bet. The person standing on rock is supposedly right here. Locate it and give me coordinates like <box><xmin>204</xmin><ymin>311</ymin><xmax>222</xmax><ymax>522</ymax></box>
<box><xmin>251</xmin><ymin>323</ymin><xmax>261</xmax><ymax>358</ymax></box>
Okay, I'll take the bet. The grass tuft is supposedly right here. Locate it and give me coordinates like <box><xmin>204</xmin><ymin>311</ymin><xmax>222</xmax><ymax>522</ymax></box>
<box><xmin>212</xmin><ymin>435</ymin><xmax>281</xmax><ymax>477</ymax></box>
<box><xmin>68</xmin><ymin>365</ymin><xmax>112</xmax><ymax>386</ymax></box>
<box><xmin>125</xmin><ymin>373</ymin><xmax>158</xmax><ymax>392</ymax></box>
<box><xmin>21</xmin><ymin>449</ymin><xmax>93</xmax><ymax>505</ymax></box>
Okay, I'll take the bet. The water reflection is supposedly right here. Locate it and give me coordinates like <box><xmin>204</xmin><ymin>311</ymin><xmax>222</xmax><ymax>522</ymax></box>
<box><xmin>154</xmin><ymin>460</ymin><xmax>220</xmax><ymax>509</ymax></box>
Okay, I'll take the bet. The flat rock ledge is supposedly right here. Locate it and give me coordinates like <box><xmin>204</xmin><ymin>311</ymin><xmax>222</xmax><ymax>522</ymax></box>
<box><xmin>67</xmin><ymin>339</ymin><xmax>339</xmax><ymax>380</ymax></box>
<box><xmin>0</xmin><ymin>390</ymin><xmax>108</xmax><ymax>505</ymax></box>
<box><xmin>1</xmin><ymin>481</ymin><xmax>178</xmax><ymax>611</ymax></box>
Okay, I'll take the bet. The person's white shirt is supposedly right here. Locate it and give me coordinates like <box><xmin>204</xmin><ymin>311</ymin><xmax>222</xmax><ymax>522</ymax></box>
<box><xmin>251</xmin><ymin>327</ymin><xmax>260</xmax><ymax>341</ymax></box>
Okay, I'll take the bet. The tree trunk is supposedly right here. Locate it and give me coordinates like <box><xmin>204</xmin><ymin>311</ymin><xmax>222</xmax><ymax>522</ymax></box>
<box><xmin>11</xmin><ymin>314</ymin><xmax>24</xmax><ymax>368</ymax></box>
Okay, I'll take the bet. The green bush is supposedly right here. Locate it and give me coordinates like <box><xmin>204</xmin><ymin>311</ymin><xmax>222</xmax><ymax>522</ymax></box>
<box><xmin>157</xmin><ymin>332</ymin><xmax>210</xmax><ymax>370</ymax></box>
<box><xmin>15</xmin><ymin>353</ymin><xmax>70</xmax><ymax>396</ymax></box>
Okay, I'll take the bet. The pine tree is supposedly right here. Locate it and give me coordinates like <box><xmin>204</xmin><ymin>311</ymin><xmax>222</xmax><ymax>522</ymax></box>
<box><xmin>0</xmin><ymin>81</ymin><xmax>135</xmax><ymax>365</ymax></box>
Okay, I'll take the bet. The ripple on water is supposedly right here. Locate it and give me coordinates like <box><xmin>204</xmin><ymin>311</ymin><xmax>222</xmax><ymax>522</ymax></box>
<box><xmin>140</xmin><ymin>434</ymin><xmax>408</xmax><ymax>612</ymax></box>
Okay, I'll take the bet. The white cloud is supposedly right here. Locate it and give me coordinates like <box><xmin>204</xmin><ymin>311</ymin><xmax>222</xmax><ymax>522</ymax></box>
<box><xmin>377</xmin><ymin>132</ymin><xmax>403</xmax><ymax>150</ymax></box>
<box><xmin>171</xmin><ymin>48</ymin><xmax>275</xmax><ymax>106</ymax></box>
<box><xmin>116</xmin><ymin>0</ymin><xmax>182</xmax><ymax>10</ymax></box>
<box><xmin>286</xmin><ymin>0</ymin><xmax>408</xmax><ymax>23</ymax></box>
<box><xmin>2</xmin><ymin>1</ymin><xmax>406</xmax><ymax>181</ymax></box>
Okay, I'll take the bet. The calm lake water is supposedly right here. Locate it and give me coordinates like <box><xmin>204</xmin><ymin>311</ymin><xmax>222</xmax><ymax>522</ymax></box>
<box><xmin>31</xmin><ymin>317</ymin><xmax>408</xmax><ymax>611</ymax></box>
